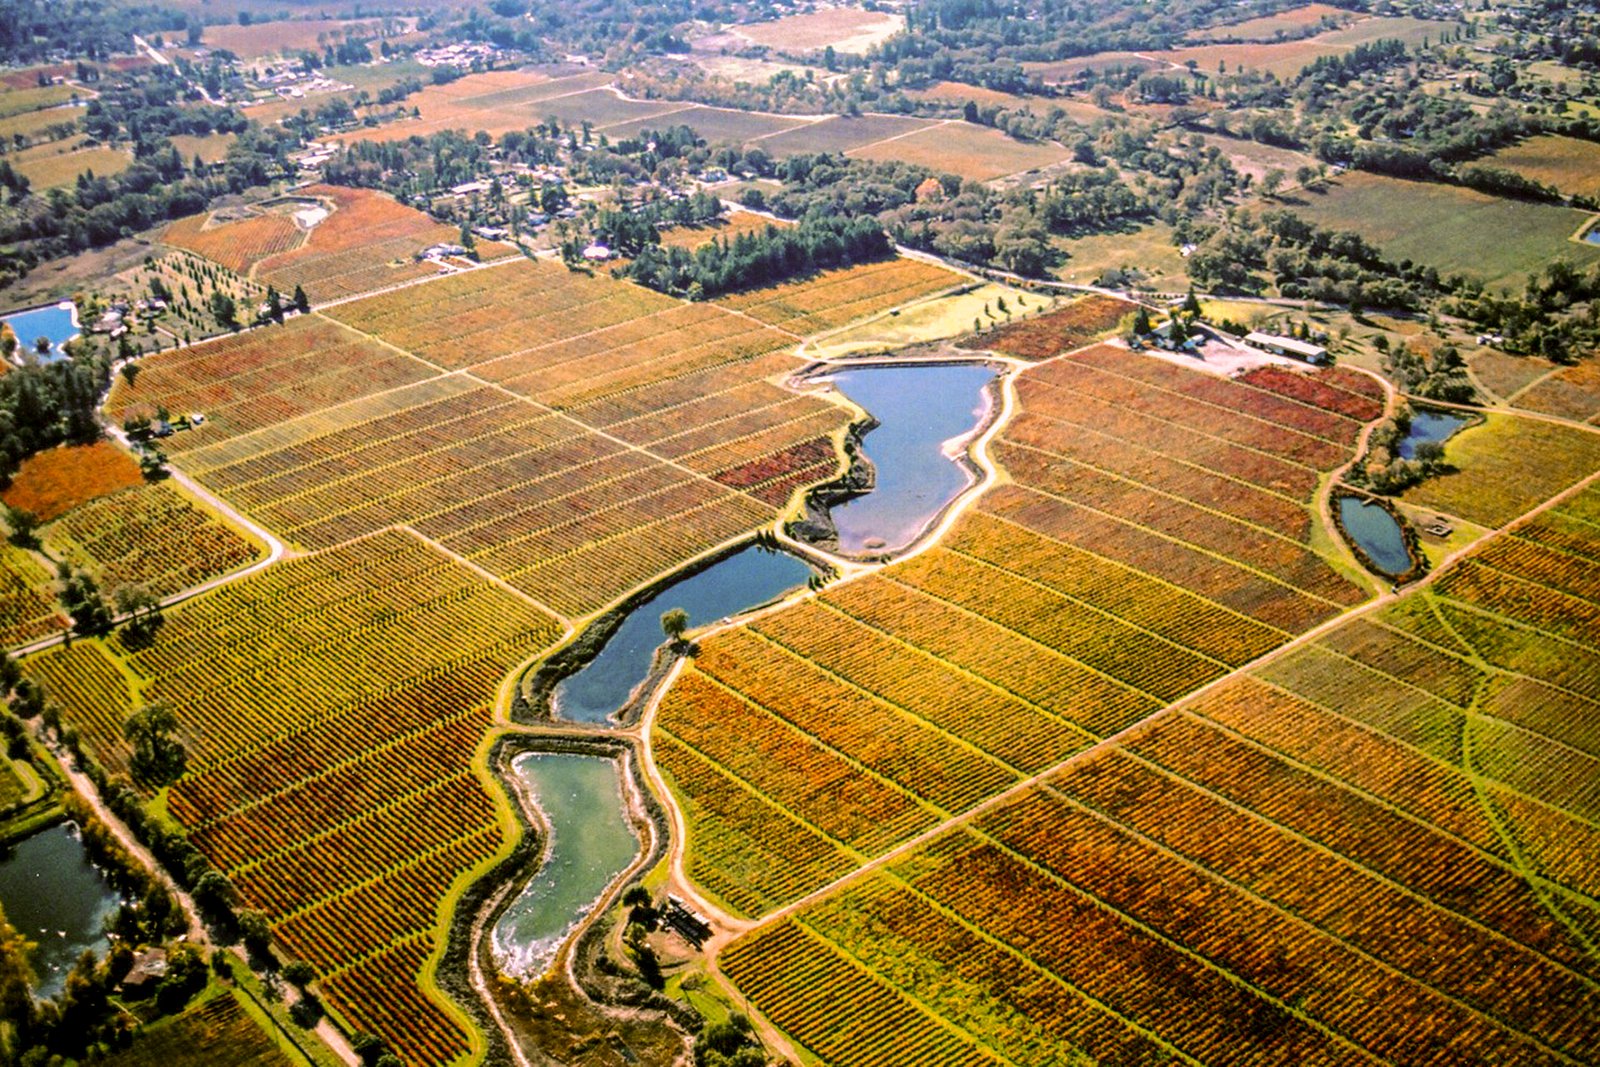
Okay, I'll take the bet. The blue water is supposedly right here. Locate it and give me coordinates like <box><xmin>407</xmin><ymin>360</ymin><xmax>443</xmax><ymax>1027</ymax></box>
<box><xmin>0</xmin><ymin>823</ymin><xmax>121</xmax><ymax>998</ymax></box>
<box><xmin>825</xmin><ymin>362</ymin><xmax>998</xmax><ymax>554</ymax></box>
<box><xmin>553</xmin><ymin>545</ymin><xmax>815</xmax><ymax>723</ymax></box>
<box><xmin>492</xmin><ymin>753</ymin><xmax>640</xmax><ymax>976</ymax></box>
<box><xmin>2</xmin><ymin>303</ymin><xmax>79</xmax><ymax>363</ymax></box>
<box><xmin>1397</xmin><ymin>409</ymin><xmax>1469</xmax><ymax>460</ymax></box>
<box><xmin>1585</xmin><ymin>226</ymin><xmax>1600</xmax><ymax>246</ymax></box>
<box><xmin>1339</xmin><ymin>496</ymin><xmax>1411</xmax><ymax>577</ymax></box>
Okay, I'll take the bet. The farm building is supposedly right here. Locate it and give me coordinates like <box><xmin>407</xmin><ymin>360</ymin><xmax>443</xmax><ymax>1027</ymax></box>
<box><xmin>1246</xmin><ymin>330</ymin><xmax>1328</xmax><ymax>364</ymax></box>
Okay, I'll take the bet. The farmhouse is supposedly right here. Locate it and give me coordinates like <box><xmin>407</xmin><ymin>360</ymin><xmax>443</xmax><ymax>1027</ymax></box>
<box><xmin>1246</xmin><ymin>330</ymin><xmax>1328</xmax><ymax>364</ymax></box>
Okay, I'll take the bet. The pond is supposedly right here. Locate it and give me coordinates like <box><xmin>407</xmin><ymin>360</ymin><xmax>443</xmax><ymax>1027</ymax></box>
<box><xmin>1584</xmin><ymin>224</ymin><xmax>1600</xmax><ymax>246</ymax></box>
<box><xmin>1339</xmin><ymin>496</ymin><xmax>1412</xmax><ymax>578</ymax></box>
<box><xmin>822</xmin><ymin>362</ymin><xmax>998</xmax><ymax>555</ymax></box>
<box><xmin>492</xmin><ymin>753</ymin><xmax>641</xmax><ymax>977</ymax></box>
<box><xmin>0</xmin><ymin>823</ymin><xmax>121</xmax><ymax>998</ymax></box>
<box><xmin>1398</xmin><ymin>408</ymin><xmax>1469</xmax><ymax>460</ymax></box>
<box><xmin>553</xmin><ymin>545</ymin><xmax>815</xmax><ymax>724</ymax></box>
<box><xmin>1</xmin><ymin>302</ymin><xmax>79</xmax><ymax>364</ymax></box>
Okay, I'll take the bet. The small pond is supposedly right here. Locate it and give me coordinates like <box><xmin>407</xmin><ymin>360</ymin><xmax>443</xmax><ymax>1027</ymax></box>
<box><xmin>1339</xmin><ymin>496</ymin><xmax>1412</xmax><ymax>578</ymax></box>
<box><xmin>1398</xmin><ymin>409</ymin><xmax>1469</xmax><ymax>460</ymax></box>
<box><xmin>1</xmin><ymin>302</ymin><xmax>79</xmax><ymax>364</ymax></box>
<box><xmin>492</xmin><ymin>753</ymin><xmax>641</xmax><ymax>977</ymax></box>
<box><xmin>0</xmin><ymin>823</ymin><xmax>121</xmax><ymax>998</ymax></box>
<box><xmin>822</xmin><ymin>362</ymin><xmax>997</xmax><ymax>555</ymax></box>
<box><xmin>553</xmin><ymin>545</ymin><xmax>814</xmax><ymax>724</ymax></box>
<box><xmin>1584</xmin><ymin>224</ymin><xmax>1600</xmax><ymax>246</ymax></box>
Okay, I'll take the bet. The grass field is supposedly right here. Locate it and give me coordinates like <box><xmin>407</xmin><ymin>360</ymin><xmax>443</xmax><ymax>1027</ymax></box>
<box><xmin>26</xmin><ymin>530</ymin><xmax>563</xmax><ymax>1067</ymax></box>
<box><xmin>1285</xmin><ymin>171</ymin><xmax>1600</xmax><ymax>290</ymax></box>
<box><xmin>847</xmin><ymin>121</ymin><xmax>1071</xmax><ymax>181</ymax></box>
<box><xmin>655</xmin><ymin>344</ymin><xmax>1379</xmax><ymax>914</ymax></box>
<box><xmin>1399</xmin><ymin>412</ymin><xmax>1600</xmax><ymax>526</ymax></box>
<box><xmin>712</xmin><ymin>461</ymin><xmax>1600</xmax><ymax>1067</ymax></box>
<box><xmin>168</xmin><ymin>132</ymin><xmax>239</xmax><ymax>166</ymax></box>
<box><xmin>806</xmin><ymin>282</ymin><xmax>1039</xmax><ymax>359</ymax></box>
<box><xmin>1483</xmin><ymin>134</ymin><xmax>1600</xmax><ymax>200</ymax></box>
<box><xmin>732</xmin><ymin>8</ymin><xmax>903</xmax><ymax>54</ymax></box>
<box><xmin>13</xmin><ymin>143</ymin><xmax>130</xmax><ymax>189</ymax></box>
<box><xmin>0</xmin><ymin>83</ymin><xmax>80</xmax><ymax>119</ymax></box>
<box><xmin>1054</xmin><ymin>220</ymin><xmax>1190</xmax><ymax>289</ymax></box>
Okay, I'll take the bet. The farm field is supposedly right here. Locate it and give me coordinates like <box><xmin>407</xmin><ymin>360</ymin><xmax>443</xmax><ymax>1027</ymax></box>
<box><xmin>99</xmin><ymin>993</ymin><xmax>293</xmax><ymax>1067</ymax></box>
<box><xmin>731</xmin><ymin>8</ymin><xmax>904</xmax><ymax>54</ymax></box>
<box><xmin>1510</xmin><ymin>359</ymin><xmax>1600</xmax><ymax>422</ymax></box>
<box><xmin>161</xmin><ymin>210</ymin><xmax>305</xmax><ymax>276</ymax></box>
<box><xmin>847</xmin><ymin>121</ymin><xmax>1071</xmax><ymax>182</ymax></box>
<box><xmin>1468</xmin><ymin>347</ymin><xmax>1559</xmax><ymax>403</ymax></box>
<box><xmin>1053</xmin><ymin>220</ymin><xmax>1190</xmax><ymax>289</ymax></box>
<box><xmin>907</xmin><ymin>81</ymin><xmax>1034</xmax><ymax>109</ymax></box>
<box><xmin>1187</xmin><ymin>2</ymin><xmax>1354</xmax><ymax>40</ymax></box>
<box><xmin>1484</xmin><ymin>135</ymin><xmax>1600</xmax><ymax>199</ymax></box>
<box><xmin>0</xmin><ymin>105</ymin><xmax>82</xmax><ymax>146</ymax></box>
<box><xmin>111</xmin><ymin>255</ymin><xmax>881</xmax><ymax>617</ymax></box>
<box><xmin>25</xmin><ymin>530</ymin><xmax>563</xmax><ymax>1067</ymax></box>
<box><xmin>600</xmin><ymin>105</ymin><xmax>809</xmax><ymax>146</ymax></box>
<box><xmin>1285</xmin><ymin>172</ymin><xmax>1600</xmax><ymax>290</ymax></box>
<box><xmin>656</xmin><ymin>210</ymin><xmax>785</xmax><ymax>252</ymax></box>
<box><xmin>329</xmin><ymin>70</ymin><xmax>620</xmax><ymax>145</ymax></box>
<box><xmin>750</xmin><ymin>114</ymin><xmax>939</xmax><ymax>157</ymax></box>
<box><xmin>1</xmin><ymin>441</ymin><xmax>144</xmax><ymax>522</ymax></box>
<box><xmin>0</xmin><ymin>543</ymin><xmax>63</xmax><ymax>648</ymax></box>
<box><xmin>1157</xmin><ymin>16</ymin><xmax>1458</xmax><ymax>78</ymax></box>
<box><xmin>1399</xmin><ymin>412</ymin><xmax>1600</xmax><ymax>527</ymax></box>
<box><xmin>201</xmin><ymin>17</ymin><xmax>393</xmax><ymax>60</ymax></box>
<box><xmin>167</xmin><ymin>131</ymin><xmax>239</xmax><ymax>166</ymax></box>
<box><xmin>984</xmin><ymin>294</ymin><xmax>1136</xmax><ymax>359</ymax></box>
<box><xmin>44</xmin><ymin>481</ymin><xmax>263</xmax><ymax>599</ymax></box>
<box><xmin>715</xmin><ymin>257</ymin><xmax>962</xmax><ymax>336</ymax></box>
<box><xmin>715</xmin><ymin>477</ymin><xmax>1600</xmax><ymax>1066</ymax></box>
<box><xmin>1024</xmin><ymin>52</ymin><xmax>1165</xmax><ymax>83</ymax></box>
<box><xmin>654</xmin><ymin>344</ymin><xmax>1380</xmax><ymax>915</ymax></box>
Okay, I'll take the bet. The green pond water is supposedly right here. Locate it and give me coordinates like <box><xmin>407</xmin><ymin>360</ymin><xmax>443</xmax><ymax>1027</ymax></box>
<box><xmin>0</xmin><ymin>823</ymin><xmax>121</xmax><ymax>998</ymax></box>
<box><xmin>492</xmin><ymin>753</ymin><xmax>641</xmax><ymax>976</ymax></box>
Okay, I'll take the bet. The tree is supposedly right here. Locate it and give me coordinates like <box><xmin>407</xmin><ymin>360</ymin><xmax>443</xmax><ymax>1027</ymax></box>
<box><xmin>115</xmin><ymin>584</ymin><xmax>163</xmax><ymax>648</ymax></box>
<box><xmin>1261</xmin><ymin>168</ymin><xmax>1286</xmax><ymax>198</ymax></box>
<box><xmin>1132</xmin><ymin>305</ymin><xmax>1152</xmax><ymax>335</ymax></box>
<box><xmin>1181</xmin><ymin>288</ymin><xmax>1201</xmax><ymax>316</ymax></box>
<box><xmin>283</xmin><ymin>961</ymin><xmax>316</xmax><ymax>990</ymax></box>
<box><xmin>6</xmin><ymin>507</ymin><xmax>39</xmax><ymax>548</ymax></box>
<box><xmin>120</xmin><ymin>362</ymin><xmax>140</xmax><ymax>386</ymax></box>
<box><xmin>124</xmin><ymin>701</ymin><xmax>186</xmax><ymax>785</ymax></box>
<box><xmin>292</xmin><ymin>284</ymin><xmax>310</xmax><ymax>314</ymax></box>
<box><xmin>265</xmin><ymin>286</ymin><xmax>284</xmax><ymax>323</ymax></box>
<box><xmin>661</xmin><ymin>607</ymin><xmax>689</xmax><ymax>646</ymax></box>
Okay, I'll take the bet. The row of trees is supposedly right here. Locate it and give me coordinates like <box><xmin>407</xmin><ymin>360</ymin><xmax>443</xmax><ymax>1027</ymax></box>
<box><xmin>618</xmin><ymin>213</ymin><xmax>892</xmax><ymax>299</ymax></box>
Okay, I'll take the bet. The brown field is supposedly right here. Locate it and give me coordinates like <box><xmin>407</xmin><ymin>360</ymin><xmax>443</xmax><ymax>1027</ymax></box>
<box><xmin>1</xmin><ymin>442</ymin><xmax>144</xmax><ymax>522</ymax></box>
<box><xmin>658</xmin><ymin>210</ymin><xmax>785</xmax><ymax>251</ymax></box>
<box><xmin>1024</xmin><ymin>51</ymin><xmax>1165</xmax><ymax>83</ymax></box>
<box><xmin>733</xmin><ymin>8</ymin><xmax>903</xmax><ymax>54</ymax></box>
<box><xmin>329</xmin><ymin>69</ymin><xmax>618</xmax><ymax>145</ymax></box>
<box><xmin>1469</xmin><ymin>348</ymin><xmax>1558</xmax><ymax>402</ymax></box>
<box><xmin>1198</xmin><ymin>132</ymin><xmax>1320</xmax><ymax>181</ymax></box>
<box><xmin>11</xmin><ymin>143</ymin><xmax>130</xmax><ymax>189</ymax></box>
<box><xmin>1509</xmin><ymin>359</ymin><xmax>1600</xmax><ymax>423</ymax></box>
<box><xmin>600</xmin><ymin>104</ymin><xmax>808</xmax><ymax>146</ymax></box>
<box><xmin>1483</xmin><ymin>134</ymin><xmax>1600</xmax><ymax>200</ymax></box>
<box><xmin>1160</xmin><ymin>16</ymin><xmax>1459</xmax><ymax>77</ymax></box>
<box><xmin>202</xmin><ymin>17</ymin><xmax>393</xmax><ymax>60</ymax></box>
<box><xmin>848</xmin><ymin>121</ymin><xmax>1071</xmax><ymax>181</ymax></box>
<box><xmin>522</xmin><ymin>89</ymin><xmax>694</xmax><ymax>131</ymax></box>
<box><xmin>1189</xmin><ymin>2</ymin><xmax>1354</xmax><ymax>40</ymax></box>
<box><xmin>750</xmin><ymin>113</ymin><xmax>939</xmax><ymax>157</ymax></box>
<box><xmin>908</xmin><ymin>81</ymin><xmax>1034</xmax><ymax>110</ymax></box>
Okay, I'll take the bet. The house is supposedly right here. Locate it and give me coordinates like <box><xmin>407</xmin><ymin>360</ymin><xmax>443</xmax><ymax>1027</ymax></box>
<box><xmin>664</xmin><ymin>895</ymin><xmax>712</xmax><ymax>947</ymax></box>
<box><xmin>120</xmin><ymin>948</ymin><xmax>167</xmax><ymax>998</ymax></box>
<box><xmin>1245</xmin><ymin>331</ymin><xmax>1328</xmax><ymax>364</ymax></box>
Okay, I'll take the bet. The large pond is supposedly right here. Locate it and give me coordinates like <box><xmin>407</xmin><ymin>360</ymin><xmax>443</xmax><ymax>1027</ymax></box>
<box><xmin>1339</xmin><ymin>496</ymin><xmax>1412</xmax><ymax>577</ymax></box>
<box><xmin>1</xmin><ymin>303</ymin><xmax>79</xmax><ymax>364</ymax></box>
<box><xmin>1398</xmin><ymin>409</ymin><xmax>1469</xmax><ymax>460</ymax></box>
<box><xmin>554</xmin><ymin>545</ymin><xmax>814</xmax><ymax>724</ymax></box>
<box><xmin>493</xmin><ymin>753</ymin><xmax>641</xmax><ymax>977</ymax></box>
<box><xmin>0</xmin><ymin>823</ymin><xmax>121</xmax><ymax>998</ymax></box>
<box><xmin>822</xmin><ymin>362</ymin><xmax>997</xmax><ymax>555</ymax></box>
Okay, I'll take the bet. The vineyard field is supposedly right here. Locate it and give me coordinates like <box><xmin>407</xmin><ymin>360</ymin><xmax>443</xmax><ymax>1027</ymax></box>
<box><xmin>0</xmin><ymin>543</ymin><xmax>62</xmax><ymax>647</ymax></box>
<box><xmin>656</xmin><ymin>345</ymin><xmax>1374</xmax><ymax>913</ymax></box>
<box><xmin>714</xmin><ymin>258</ymin><xmax>961</xmax><ymax>336</ymax></box>
<box><xmin>711</xmin><ymin>474</ymin><xmax>1600</xmax><ymax>1067</ymax></box>
<box><xmin>24</xmin><ymin>530</ymin><xmax>562</xmax><ymax>1067</ymax></box>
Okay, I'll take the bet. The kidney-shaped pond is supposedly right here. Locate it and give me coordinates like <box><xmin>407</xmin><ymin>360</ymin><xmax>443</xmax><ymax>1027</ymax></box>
<box><xmin>1339</xmin><ymin>496</ymin><xmax>1412</xmax><ymax>578</ymax></box>
<box><xmin>822</xmin><ymin>362</ymin><xmax>998</xmax><ymax>555</ymax></box>
<box><xmin>492</xmin><ymin>753</ymin><xmax>641</xmax><ymax>978</ymax></box>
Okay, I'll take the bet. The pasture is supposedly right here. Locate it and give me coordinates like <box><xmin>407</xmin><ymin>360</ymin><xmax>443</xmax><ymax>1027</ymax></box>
<box><xmin>1483</xmin><ymin>134</ymin><xmax>1600</xmax><ymax>200</ymax></box>
<box><xmin>806</xmin><ymin>282</ymin><xmax>1040</xmax><ymax>359</ymax></box>
<box><xmin>602</xmin><ymin>104</ymin><xmax>808</xmax><ymax>145</ymax></box>
<box><xmin>708</xmin><ymin>422</ymin><xmax>1600</xmax><ymax>1067</ymax></box>
<box><xmin>847</xmin><ymin>121</ymin><xmax>1071</xmax><ymax>182</ymax></box>
<box><xmin>168</xmin><ymin>132</ymin><xmax>239</xmax><ymax>165</ymax></box>
<box><xmin>1285</xmin><ymin>171</ymin><xmax>1600</xmax><ymax>290</ymax></box>
<box><xmin>11</xmin><ymin>143</ymin><xmax>127</xmax><ymax>189</ymax></box>
<box><xmin>1054</xmin><ymin>219</ymin><xmax>1190</xmax><ymax>290</ymax></box>
<box><xmin>732</xmin><ymin>8</ymin><xmax>903</xmax><ymax>54</ymax></box>
<box><xmin>1400</xmin><ymin>412</ymin><xmax>1600</xmax><ymax>526</ymax></box>
<box><xmin>751</xmin><ymin>114</ymin><xmax>938</xmax><ymax>156</ymax></box>
<box><xmin>1024</xmin><ymin>52</ymin><xmax>1165</xmax><ymax>84</ymax></box>
<box><xmin>201</xmin><ymin>17</ymin><xmax>393</xmax><ymax>61</ymax></box>
<box><xmin>655</xmin><ymin>345</ymin><xmax>1380</xmax><ymax>914</ymax></box>
<box><xmin>1188</xmin><ymin>2</ymin><xmax>1354</xmax><ymax>41</ymax></box>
